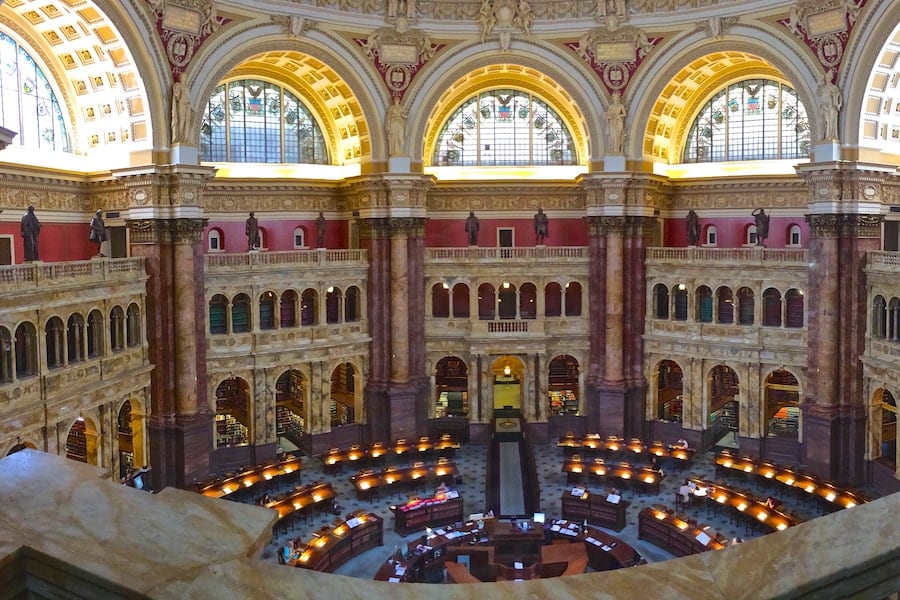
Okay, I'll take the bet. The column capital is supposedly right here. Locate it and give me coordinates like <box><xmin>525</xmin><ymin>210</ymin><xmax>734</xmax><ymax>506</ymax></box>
<box><xmin>796</xmin><ymin>160</ymin><xmax>900</xmax><ymax>214</ymax></box>
<box><xmin>805</xmin><ymin>213</ymin><xmax>884</xmax><ymax>239</ymax></box>
<box><xmin>126</xmin><ymin>218</ymin><xmax>208</xmax><ymax>244</ymax></box>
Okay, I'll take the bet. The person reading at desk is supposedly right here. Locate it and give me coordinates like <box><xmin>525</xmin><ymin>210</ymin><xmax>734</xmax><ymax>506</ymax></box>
<box><xmin>679</xmin><ymin>480</ymin><xmax>692</xmax><ymax>504</ymax></box>
<box><xmin>675</xmin><ymin>438</ymin><xmax>689</xmax><ymax>449</ymax></box>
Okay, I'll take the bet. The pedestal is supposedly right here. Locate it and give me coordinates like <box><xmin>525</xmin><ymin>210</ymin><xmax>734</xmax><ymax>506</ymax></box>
<box><xmin>388</xmin><ymin>156</ymin><xmax>411</xmax><ymax>173</ymax></box>
<box><xmin>170</xmin><ymin>144</ymin><xmax>199</xmax><ymax>165</ymax></box>
<box><xmin>603</xmin><ymin>155</ymin><xmax>626</xmax><ymax>172</ymax></box>
<box><xmin>813</xmin><ymin>142</ymin><xmax>841</xmax><ymax>162</ymax></box>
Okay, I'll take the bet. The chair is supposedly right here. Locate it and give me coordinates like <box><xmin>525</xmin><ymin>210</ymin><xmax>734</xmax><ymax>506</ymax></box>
<box><xmin>674</xmin><ymin>492</ymin><xmax>686</xmax><ymax>512</ymax></box>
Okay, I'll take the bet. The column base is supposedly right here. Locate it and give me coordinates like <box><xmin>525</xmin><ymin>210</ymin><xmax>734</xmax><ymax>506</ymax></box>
<box><xmin>148</xmin><ymin>412</ymin><xmax>212</xmax><ymax>489</ymax></box>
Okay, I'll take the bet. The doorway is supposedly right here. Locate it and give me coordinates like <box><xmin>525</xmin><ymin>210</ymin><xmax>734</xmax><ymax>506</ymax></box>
<box><xmin>492</xmin><ymin>356</ymin><xmax>523</xmax><ymax>418</ymax></box>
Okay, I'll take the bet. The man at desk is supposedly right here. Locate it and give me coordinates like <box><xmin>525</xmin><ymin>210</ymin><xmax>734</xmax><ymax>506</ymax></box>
<box><xmin>678</xmin><ymin>480</ymin><xmax>693</xmax><ymax>504</ymax></box>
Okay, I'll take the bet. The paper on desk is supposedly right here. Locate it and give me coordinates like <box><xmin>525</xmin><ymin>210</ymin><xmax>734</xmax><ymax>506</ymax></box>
<box><xmin>387</xmin><ymin>577</ymin><xmax>400</xmax><ymax>583</ymax></box>
<box><xmin>395</xmin><ymin>566</ymin><xmax>406</xmax><ymax>575</ymax></box>
<box><xmin>602</xmin><ymin>545</ymin><xmax>612</xmax><ymax>551</ymax></box>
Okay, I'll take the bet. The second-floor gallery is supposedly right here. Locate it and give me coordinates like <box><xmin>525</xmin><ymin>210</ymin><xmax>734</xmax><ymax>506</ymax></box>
<box><xmin>0</xmin><ymin>0</ymin><xmax>898</xmax><ymax>495</ymax></box>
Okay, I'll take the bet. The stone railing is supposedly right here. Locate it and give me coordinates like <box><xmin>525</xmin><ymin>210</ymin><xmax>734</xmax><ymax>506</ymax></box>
<box><xmin>867</xmin><ymin>250</ymin><xmax>900</xmax><ymax>272</ymax></box>
<box><xmin>0</xmin><ymin>258</ymin><xmax>146</xmax><ymax>292</ymax></box>
<box><xmin>426</xmin><ymin>247</ymin><xmax>588</xmax><ymax>262</ymax></box>
<box><xmin>205</xmin><ymin>249</ymin><xmax>367</xmax><ymax>272</ymax></box>
<box><xmin>646</xmin><ymin>247</ymin><xmax>808</xmax><ymax>266</ymax></box>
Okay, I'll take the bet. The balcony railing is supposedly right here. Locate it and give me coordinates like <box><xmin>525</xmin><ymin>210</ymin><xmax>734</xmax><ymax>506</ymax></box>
<box><xmin>867</xmin><ymin>250</ymin><xmax>900</xmax><ymax>270</ymax></box>
<box><xmin>205</xmin><ymin>249</ymin><xmax>367</xmax><ymax>272</ymax></box>
<box><xmin>426</xmin><ymin>247</ymin><xmax>588</xmax><ymax>261</ymax></box>
<box><xmin>646</xmin><ymin>247</ymin><xmax>808</xmax><ymax>265</ymax></box>
<box><xmin>0</xmin><ymin>258</ymin><xmax>146</xmax><ymax>292</ymax></box>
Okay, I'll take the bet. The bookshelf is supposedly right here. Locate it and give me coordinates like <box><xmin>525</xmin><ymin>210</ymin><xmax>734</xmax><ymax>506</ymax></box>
<box><xmin>276</xmin><ymin>405</ymin><xmax>304</xmax><ymax>435</ymax></box>
<box><xmin>66</xmin><ymin>422</ymin><xmax>88</xmax><ymax>462</ymax></box>
<box><xmin>216</xmin><ymin>413</ymin><xmax>249</xmax><ymax>447</ymax></box>
<box><xmin>549</xmin><ymin>356</ymin><xmax>579</xmax><ymax>416</ymax></box>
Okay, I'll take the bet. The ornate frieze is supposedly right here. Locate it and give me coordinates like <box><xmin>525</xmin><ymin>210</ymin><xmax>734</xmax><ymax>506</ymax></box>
<box><xmin>127</xmin><ymin>218</ymin><xmax>208</xmax><ymax>244</ymax></box>
<box><xmin>806</xmin><ymin>213</ymin><xmax>883</xmax><ymax>238</ymax></box>
<box><xmin>355</xmin><ymin>25</ymin><xmax>443</xmax><ymax>100</ymax></box>
<box><xmin>476</xmin><ymin>0</ymin><xmax>535</xmax><ymax>51</ymax></box>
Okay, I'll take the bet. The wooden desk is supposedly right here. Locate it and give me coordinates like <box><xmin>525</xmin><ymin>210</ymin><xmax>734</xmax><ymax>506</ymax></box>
<box><xmin>714</xmin><ymin>451</ymin><xmax>866</xmax><ymax>510</ymax></box>
<box><xmin>390</xmin><ymin>494</ymin><xmax>465</xmax><ymax>536</ymax></box>
<box><xmin>638</xmin><ymin>506</ymin><xmax>727</xmax><ymax>557</ymax></box>
<box><xmin>560</xmin><ymin>489</ymin><xmax>630</xmax><ymax>531</ymax></box>
<box><xmin>196</xmin><ymin>456</ymin><xmax>303</xmax><ymax>499</ymax></box>
<box><xmin>560</xmin><ymin>434</ymin><xmax>696</xmax><ymax>468</ymax></box>
<box><xmin>561</xmin><ymin>457</ymin><xmax>664</xmax><ymax>494</ymax></box>
<box><xmin>283</xmin><ymin>510</ymin><xmax>383</xmax><ymax>572</ymax></box>
<box><xmin>544</xmin><ymin>519</ymin><xmax>647</xmax><ymax>571</ymax></box>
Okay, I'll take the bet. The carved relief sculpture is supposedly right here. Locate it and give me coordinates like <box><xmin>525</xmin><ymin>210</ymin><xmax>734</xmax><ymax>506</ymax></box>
<box><xmin>605</xmin><ymin>90</ymin><xmax>627</xmax><ymax>154</ymax></box>
<box><xmin>817</xmin><ymin>68</ymin><xmax>842</xmax><ymax>140</ymax></box>
<box><xmin>386</xmin><ymin>96</ymin><xmax>409</xmax><ymax>156</ymax></box>
<box><xmin>171</xmin><ymin>81</ymin><xmax>194</xmax><ymax>144</ymax></box>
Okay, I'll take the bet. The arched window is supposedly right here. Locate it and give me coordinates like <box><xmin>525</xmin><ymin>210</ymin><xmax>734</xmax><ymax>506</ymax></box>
<box><xmin>200</xmin><ymin>79</ymin><xmax>328</xmax><ymax>164</ymax></box>
<box><xmin>452</xmin><ymin>283</ymin><xmax>470</xmax><ymax>318</ymax></box>
<box><xmin>432</xmin><ymin>89</ymin><xmax>577</xmax><ymax>166</ymax></box>
<box><xmin>14</xmin><ymin>323</ymin><xmax>37</xmax><ymax>378</ymax></box>
<box><xmin>293</xmin><ymin>227</ymin><xmax>306</xmax><ymax>248</ymax></box>
<box><xmin>66</xmin><ymin>314</ymin><xmax>85</xmax><ymax>363</ymax></box>
<box><xmin>478</xmin><ymin>283</ymin><xmax>496</xmax><ymax>320</ymax></box>
<box><xmin>673</xmin><ymin>284</ymin><xmax>688</xmax><ymax>321</ymax></box>
<box><xmin>872</xmin><ymin>295</ymin><xmax>887</xmax><ymax>339</ymax></box>
<box><xmin>763</xmin><ymin>288</ymin><xmax>782</xmax><ymax>326</ymax></box>
<box><xmin>705</xmin><ymin>225</ymin><xmax>717</xmax><ymax>246</ymax></box>
<box><xmin>564</xmin><ymin>282</ymin><xmax>582</xmax><ymax>316</ymax></box>
<box><xmin>207</xmin><ymin>229</ymin><xmax>223</xmax><ymax>252</ymax></box>
<box><xmin>345</xmin><ymin>286</ymin><xmax>360</xmax><ymax>322</ymax></box>
<box><xmin>0</xmin><ymin>32</ymin><xmax>71</xmax><ymax>152</ymax></box>
<box><xmin>110</xmin><ymin>306</ymin><xmax>125</xmax><ymax>351</ymax></box>
<box><xmin>498</xmin><ymin>282</ymin><xmax>517</xmax><ymax>319</ymax></box>
<box><xmin>653</xmin><ymin>284</ymin><xmax>669</xmax><ymax>319</ymax></box>
<box><xmin>126</xmin><ymin>304</ymin><xmax>141</xmax><ymax>347</ymax></box>
<box><xmin>325</xmin><ymin>287</ymin><xmax>342</xmax><ymax>324</ymax></box>
<box><xmin>889</xmin><ymin>298</ymin><xmax>900</xmax><ymax>341</ymax></box>
<box><xmin>209</xmin><ymin>294</ymin><xmax>228</xmax><ymax>334</ymax></box>
<box><xmin>788</xmin><ymin>224</ymin><xmax>802</xmax><ymax>246</ymax></box>
<box><xmin>45</xmin><ymin>317</ymin><xmax>65</xmax><ymax>369</ymax></box>
<box><xmin>432</xmin><ymin>282</ymin><xmax>450</xmax><ymax>318</ymax></box>
<box><xmin>746</xmin><ymin>225</ymin><xmax>758</xmax><ymax>246</ymax></box>
<box><xmin>231</xmin><ymin>294</ymin><xmax>251</xmax><ymax>333</ymax></box>
<box><xmin>259</xmin><ymin>291</ymin><xmax>276</xmax><ymax>330</ymax></box>
<box><xmin>696</xmin><ymin>286</ymin><xmax>713</xmax><ymax>323</ymax></box>
<box><xmin>717</xmin><ymin>287</ymin><xmax>734</xmax><ymax>324</ymax></box>
<box><xmin>785</xmin><ymin>289</ymin><xmax>805</xmax><ymax>328</ymax></box>
<box><xmin>544</xmin><ymin>282</ymin><xmax>562</xmax><ymax>317</ymax></box>
<box><xmin>683</xmin><ymin>79</ymin><xmax>810</xmax><ymax>162</ymax></box>
<box><xmin>0</xmin><ymin>327</ymin><xmax>12</xmax><ymax>383</ymax></box>
<box><xmin>737</xmin><ymin>287</ymin><xmax>755</xmax><ymax>325</ymax></box>
<box><xmin>280</xmin><ymin>290</ymin><xmax>298</xmax><ymax>327</ymax></box>
<box><xmin>87</xmin><ymin>310</ymin><xmax>104</xmax><ymax>358</ymax></box>
<box><xmin>300</xmin><ymin>289</ymin><xmax>318</xmax><ymax>326</ymax></box>
<box><xmin>520</xmin><ymin>283</ymin><xmax>537</xmax><ymax>319</ymax></box>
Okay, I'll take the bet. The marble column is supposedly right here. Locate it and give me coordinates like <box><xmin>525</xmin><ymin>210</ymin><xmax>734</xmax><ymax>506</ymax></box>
<box><xmin>583</xmin><ymin>217</ymin><xmax>607</xmax><ymax>433</ymax></box>
<box><xmin>598</xmin><ymin>216</ymin><xmax>627</xmax><ymax>437</ymax></box>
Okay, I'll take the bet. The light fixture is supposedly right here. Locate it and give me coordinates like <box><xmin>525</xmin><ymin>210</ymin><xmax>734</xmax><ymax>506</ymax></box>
<box><xmin>502</xmin><ymin>282</ymin><xmax>510</xmax><ymax>289</ymax></box>
<box><xmin>326</xmin><ymin>286</ymin><xmax>334</xmax><ymax>293</ymax></box>
<box><xmin>442</xmin><ymin>282</ymin><xmax>449</xmax><ymax>289</ymax></box>
<box><xmin>678</xmin><ymin>283</ymin><xmax>686</xmax><ymax>290</ymax></box>
<box><xmin>503</xmin><ymin>366</ymin><xmax>511</xmax><ymax>376</ymax></box>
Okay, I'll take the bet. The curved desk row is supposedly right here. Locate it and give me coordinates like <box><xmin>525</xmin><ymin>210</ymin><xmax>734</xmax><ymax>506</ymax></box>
<box><xmin>557</xmin><ymin>434</ymin><xmax>695</xmax><ymax>465</ymax></box>
<box><xmin>350</xmin><ymin>460</ymin><xmax>458</xmax><ymax>500</ymax></box>
<box><xmin>687</xmin><ymin>478</ymin><xmax>796</xmax><ymax>532</ymax></box>
<box><xmin>562</xmin><ymin>457</ymin><xmax>665</xmax><ymax>494</ymax></box>
<box><xmin>282</xmin><ymin>510</ymin><xmax>383</xmax><ymax>573</ymax></box>
<box><xmin>319</xmin><ymin>435</ymin><xmax>460</xmax><ymax>472</ymax></box>
<box><xmin>265</xmin><ymin>481</ymin><xmax>337</xmax><ymax>528</ymax></box>
<box><xmin>195</xmin><ymin>456</ymin><xmax>303</xmax><ymax>499</ymax></box>
<box><xmin>638</xmin><ymin>506</ymin><xmax>728</xmax><ymax>557</ymax></box>
<box><xmin>714</xmin><ymin>451</ymin><xmax>865</xmax><ymax>510</ymax></box>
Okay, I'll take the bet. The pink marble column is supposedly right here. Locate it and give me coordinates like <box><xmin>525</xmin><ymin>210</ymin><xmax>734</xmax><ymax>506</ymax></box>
<box><xmin>389</xmin><ymin>232</ymin><xmax>410</xmax><ymax>383</ymax></box>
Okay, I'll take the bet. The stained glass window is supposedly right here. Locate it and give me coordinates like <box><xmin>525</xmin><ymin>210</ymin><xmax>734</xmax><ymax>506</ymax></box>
<box><xmin>0</xmin><ymin>32</ymin><xmax>70</xmax><ymax>152</ymax></box>
<box><xmin>432</xmin><ymin>89</ymin><xmax>577</xmax><ymax>166</ymax></box>
<box><xmin>200</xmin><ymin>79</ymin><xmax>328</xmax><ymax>164</ymax></box>
<box><xmin>683</xmin><ymin>79</ymin><xmax>809</xmax><ymax>163</ymax></box>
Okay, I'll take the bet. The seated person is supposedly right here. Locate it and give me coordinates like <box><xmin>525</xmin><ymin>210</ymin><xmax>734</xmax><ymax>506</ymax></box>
<box><xmin>678</xmin><ymin>480</ymin><xmax>692</xmax><ymax>503</ymax></box>
<box><xmin>675</xmin><ymin>438</ymin><xmax>689</xmax><ymax>449</ymax></box>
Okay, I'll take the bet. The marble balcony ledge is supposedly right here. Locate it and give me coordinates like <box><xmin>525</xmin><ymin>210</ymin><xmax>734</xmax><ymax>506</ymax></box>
<box><xmin>0</xmin><ymin>258</ymin><xmax>146</xmax><ymax>294</ymax></box>
<box><xmin>204</xmin><ymin>250</ymin><xmax>368</xmax><ymax>273</ymax></box>
<box><xmin>0</xmin><ymin>450</ymin><xmax>897</xmax><ymax>599</ymax></box>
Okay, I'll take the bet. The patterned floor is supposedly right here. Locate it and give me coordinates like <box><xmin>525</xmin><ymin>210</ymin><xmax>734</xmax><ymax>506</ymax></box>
<box><xmin>254</xmin><ymin>440</ymin><xmax>834</xmax><ymax>580</ymax></box>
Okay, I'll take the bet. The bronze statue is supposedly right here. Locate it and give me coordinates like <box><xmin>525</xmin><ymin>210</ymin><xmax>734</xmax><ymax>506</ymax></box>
<box><xmin>89</xmin><ymin>210</ymin><xmax>107</xmax><ymax>257</ymax></box>
<box><xmin>316</xmin><ymin>212</ymin><xmax>326</xmax><ymax>248</ymax></box>
<box><xmin>246</xmin><ymin>212</ymin><xmax>260</xmax><ymax>250</ymax></box>
<box><xmin>752</xmin><ymin>208</ymin><xmax>769</xmax><ymax>247</ymax></box>
<box><xmin>465</xmin><ymin>211</ymin><xmax>479</xmax><ymax>246</ymax></box>
<box><xmin>534</xmin><ymin>207</ymin><xmax>549</xmax><ymax>244</ymax></box>
<box><xmin>686</xmin><ymin>209</ymin><xmax>700</xmax><ymax>246</ymax></box>
<box><xmin>21</xmin><ymin>205</ymin><xmax>41</xmax><ymax>262</ymax></box>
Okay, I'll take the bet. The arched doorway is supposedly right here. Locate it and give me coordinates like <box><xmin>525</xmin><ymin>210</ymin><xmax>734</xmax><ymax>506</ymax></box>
<box><xmin>655</xmin><ymin>360</ymin><xmax>684</xmax><ymax>422</ymax></box>
<box><xmin>764</xmin><ymin>369</ymin><xmax>800</xmax><ymax>440</ymax></box>
<box><xmin>435</xmin><ymin>356</ymin><xmax>468</xmax><ymax>418</ymax></box>
<box><xmin>707</xmin><ymin>365</ymin><xmax>739</xmax><ymax>449</ymax></box>
<box><xmin>492</xmin><ymin>356</ymin><xmax>523</xmax><ymax>417</ymax></box>
<box><xmin>330</xmin><ymin>363</ymin><xmax>357</xmax><ymax>427</ymax></box>
<box><xmin>214</xmin><ymin>378</ymin><xmax>251</xmax><ymax>448</ymax></box>
<box><xmin>116</xmin><ymin>399</ymin><xmax>146</xmax><ymax>480</ymax></box>
<box><xmin>547</xmin><ymin>355</ymin><xmax>579</xmax><ymax>416</ymax></box>
<box><xmin>872</xmin><ymin>389</ymin><xmax>897</xmax><ymax>470</ymax></box>
<box><xmin>65</xmin><ymin>417</ymin><xmax>99</xmax><ymax>465</ymax></box>
<box><xmin>6</xmin><ymin>441</ymin><xmax>37</xmax><ymax>455</ymax></box>
<box><xmin>275</xmin><ymin>369</ymin><xmax>306</xmax><ymax>449</ymax></box>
